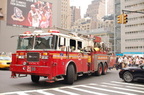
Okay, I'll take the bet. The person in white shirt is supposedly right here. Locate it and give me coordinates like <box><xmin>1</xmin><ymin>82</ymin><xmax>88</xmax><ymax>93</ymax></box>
<box><xmin>135</xmin><ymin>56</ymin><xmax>140</xmax><ymax>66</ymax></box>
<box><xmin>118</xmin><ymin>56</ymin><xmax>123</xmax><ymax>69</ymax></box>
<box><xmin>28</xmin><ymin>4</ymin><xmax>41</xmax><ymax>27</ymax></box>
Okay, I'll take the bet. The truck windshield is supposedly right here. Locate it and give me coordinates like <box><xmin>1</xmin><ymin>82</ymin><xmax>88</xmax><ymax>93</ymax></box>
<box><xmin>17</xmin><ymin>35</ymin><xmax>58</xmax><ymax>50</ymax></box>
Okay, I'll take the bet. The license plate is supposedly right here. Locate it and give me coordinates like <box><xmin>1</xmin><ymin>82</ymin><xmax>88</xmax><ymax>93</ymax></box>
<box><xmin>27</xmin><ymin>66</ymin><xmax>31</xmax><ymax>72</ymax></box>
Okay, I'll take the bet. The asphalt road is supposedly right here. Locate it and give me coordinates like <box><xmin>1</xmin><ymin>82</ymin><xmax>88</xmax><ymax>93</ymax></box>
<box><xmin>0</xmin><ymin>69</ymin><xmax>144</xmax><ymax>95</ymax></box>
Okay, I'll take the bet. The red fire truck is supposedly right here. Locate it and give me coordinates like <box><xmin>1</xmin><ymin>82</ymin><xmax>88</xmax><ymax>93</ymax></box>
<box><xmin>10</xmin><ymin>29</ymin><xmax>115</xmax><ymax>84</ymax></box>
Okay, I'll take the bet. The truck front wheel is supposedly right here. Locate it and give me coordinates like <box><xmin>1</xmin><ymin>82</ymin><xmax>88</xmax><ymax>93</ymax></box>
<box><xmin>31</xmin><ymin>75</ymin><xmax>40</xmax><ymax>83</ymax></box>
<box><xmin>65</xmin><ymin>64</ymin><xmax>75</xmax><ymax>85</ymax></box>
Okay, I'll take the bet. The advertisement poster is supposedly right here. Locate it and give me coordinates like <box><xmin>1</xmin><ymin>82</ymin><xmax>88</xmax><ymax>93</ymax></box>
<box><xmin>7</xmin><ymin>0</ymin><xmax>52</xmax><ymax>28</ymax></box>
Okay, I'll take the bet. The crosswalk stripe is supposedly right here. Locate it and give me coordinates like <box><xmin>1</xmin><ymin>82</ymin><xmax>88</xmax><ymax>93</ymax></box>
<box><xmin>68</xmin><ymin>86</ymin><xmax>108</xmax><ymax>95</ymax></box>
<box><xmin>102</xmin><ymin>82</ymin><xmax>123</xmax><ymax>86</ymax></box>
<box><xmin>14</xmin><ymin>92</ymin><xmax>29</xmax><ymax>95</ymax></box>
<box><xmin>36</xmin><ymin>90</ymin><xmax>54</xmax><ymax>95</ymax></box>
<box><xmin>81</xmin><ymin>84</ymin><xmax>137</xmax><ymax>95</ymax></box>
<box><xmin>126</xmin><ymin>86</ymin><xmax>144</xmax><ymax>90</ymax></box>
<box><xmin>111</xmin><ymin>81</ymin><xmax>144</xmax><ymax>87</ymax></box>
<box><xmin>100</xmin><ymin>84</ymin><xmax>144</xmax><ymax>94</ymax></box>
<box><xmin>102</xmin><ymin>82</ymin><xmax>144</xmax><ymax>90</ymax></box>
<box><xmin>54</xmin><ymin>88</ymin><xmax>80</xmax><ymax>95</ymax></box>
<box><xmin>0</xmin><ymin>92</ymin><xmax>29</xmax><ymax>95</ymax></box>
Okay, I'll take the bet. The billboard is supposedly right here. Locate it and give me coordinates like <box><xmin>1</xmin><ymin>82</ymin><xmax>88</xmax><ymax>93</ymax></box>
<box><xmin>7</xmin><ymin>0</ymin><xmax>52</xmax><ymax>28</ymax></box>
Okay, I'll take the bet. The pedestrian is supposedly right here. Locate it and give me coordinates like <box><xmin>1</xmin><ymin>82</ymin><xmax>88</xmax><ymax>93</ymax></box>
<box><xmin>135</xmin><ymin>56</ymin><xmax>140</xmax><ymax>66</ymax></box>
<box><xmin>118</xmin><ymin>56</ymin><xmax>123</xmax><ymax>69</ymax></box>
<box><xmin>115</xmin><ymin>56</ymin><xmax>119</xmax><ymax>70</ymax></box>
<box><xmin>139</xmin><ymin>57</ymin><xmax>143</xmax><ymax>65</ymax></box>
<box><xmin>123</xmin><ymin>55</ymin><xmax>129</xmax><ymax>68</ymax></box>
<box><xmin>128</xmin><ymin>56</ymin><xmax>132</xmax><ymax>67</ymax></box>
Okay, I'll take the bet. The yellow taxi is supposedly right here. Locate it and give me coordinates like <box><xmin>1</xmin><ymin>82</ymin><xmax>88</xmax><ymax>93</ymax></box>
<box><xmin>0</xmin><ymin>55</ymin><xmax>11</xmax><ymax>69</ymax></box>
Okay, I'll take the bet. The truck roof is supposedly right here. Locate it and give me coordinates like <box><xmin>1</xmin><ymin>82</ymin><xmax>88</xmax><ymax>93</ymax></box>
<box><xmin>19</xmin><ymin>31</ymin><xmax>87</xmax><ymax>41</ymax></box>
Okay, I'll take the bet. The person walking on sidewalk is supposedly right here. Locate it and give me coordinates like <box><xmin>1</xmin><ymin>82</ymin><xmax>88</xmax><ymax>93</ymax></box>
<box><xmin>118</xmin><ymin>56</ymin><xmax>124</xmax><ymax>69</ymax></box>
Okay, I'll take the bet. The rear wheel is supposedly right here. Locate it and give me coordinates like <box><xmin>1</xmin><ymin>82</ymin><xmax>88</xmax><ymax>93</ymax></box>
<box><xmin>31</xmin><ymin>75</ymin><xmax>40</xmax><ymax>83</ymax></box>
<box><xmin>102</xmin><ymin>63</ymin><xmax>108</xmax><ymax>75</ymax></box>
<box><xmin>65</xmin><ymin>64</ymin><xmax>75</xmax><ymax>85</ymax></box>
<box><xmin>95</xmin><ymin>63</ymin><xmax>103</xmax><ymax>76</ymax></box>
<box><xmin>123</xmin><ymin>71</ymin><xmax>133</xmax><ymax>82</ymax></box>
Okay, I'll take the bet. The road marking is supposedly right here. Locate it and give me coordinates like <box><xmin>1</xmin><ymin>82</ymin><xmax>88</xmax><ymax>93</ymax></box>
<box><xmin>111</xmin><ymin>81</ymin><xmax>144</xmax><ymax>87</ymax></box>
<box><xmin>100</xmin><ymin>84</ymin><xmax>144</xmax><ymax>94</ymax></box>
<box><xmin>68</xmin><ymin>87</ymin><xmax>108</xmax><ymax>95</ymax></box>
<box><xmin>0</xmin><ymin>92</ymin><xmax>29</xmax><ymax>95</ymax></box>
<box><xmin>35</xmin><ymin>90</ymin><xmax>54</xmax><ymax>95</ymax></box>
<box><xmin>15</xmin><ymin>92</ymin><xmax>29</xmax><ymax>95</ymax></box>
<box><xmin>1</xmin><ymin>81</ymin><xmax>144</xmax><ymax>95</ymax></box>
<box><xmin>82</xmin><ymin>84</ymin><xmax>137</xmax><ymax>95</ymax></box>
<box><xmin>126</xmin><ymin>86</ymin><xmax>144</xmax><ymax>90</ymax></box>
<box><xmin>54</xmin><ymin>88</ymin><xmax>80</xmax><ymax>95</ymax></box>
<box><xmin>102</xmin><ymin>82</ymin><xmax>144</xmax><ymax>90</ymax></box>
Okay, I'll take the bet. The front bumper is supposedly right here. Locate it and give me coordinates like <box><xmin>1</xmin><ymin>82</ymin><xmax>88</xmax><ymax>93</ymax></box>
<box><xmin>119</xmin><ymin>70</ymin><xmax>125</xmax><ymax>79</ymax></box>
<box><xmin>10</xmin><ymin>64</ymin><xmax>51</xmax><ymax>76</ymax></box>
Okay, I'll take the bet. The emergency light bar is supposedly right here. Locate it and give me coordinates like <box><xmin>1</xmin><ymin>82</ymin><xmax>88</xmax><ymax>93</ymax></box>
<box><xmin>33</xmin><ymin>30</ymin><xmax>43</xmax><ymax>34</ymax></box>
<box><xmin>48</xmin><ymin>29</ymin><xmax>60</xmax><ymax>33</ymax></box>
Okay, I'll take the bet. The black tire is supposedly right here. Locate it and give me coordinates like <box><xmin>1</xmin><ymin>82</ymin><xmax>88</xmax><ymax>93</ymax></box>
<box><xmin>102</xmin><ymin>63</ymin><xmax>108</xmax><ymax>75</ymax></box>
<box><xmin>123</xmin><ymin>71</ymin><xmax>133</xmax><ymax>82</ymax></box>
<box><xmin>95</xmin><ymin>63</ymin><xmax>103</xmax><ymax>76</ymax></box>
<box><xmin>31</xmin><ymin>75</ymin><xmax>40</xmax><ymax>83</ymax></box>
<box><xmin>65</xmin><ymin>64</ymin><xmax>75</xmax><ymax>85</ymax></box>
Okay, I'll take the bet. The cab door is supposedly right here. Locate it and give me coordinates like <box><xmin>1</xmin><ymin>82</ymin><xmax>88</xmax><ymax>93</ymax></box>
<box><xmin>57</xmin><ymin>37</ymin><xmax>66</xmax><ymax>75</ymax></box>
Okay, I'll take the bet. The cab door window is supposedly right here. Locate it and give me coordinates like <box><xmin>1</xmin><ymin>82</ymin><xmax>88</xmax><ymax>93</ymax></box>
<box><xmin>70</xmin><ymin>39</ymin><xmax>76</xmax><ymax>50</ymax></box>
<box><xmin>78</xmin><ymin>41</ymin><xmax>82</xmax><ymax>50</ymax></box>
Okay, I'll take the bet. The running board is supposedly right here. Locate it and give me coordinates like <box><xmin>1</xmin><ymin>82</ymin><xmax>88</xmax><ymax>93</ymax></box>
<box><xmin>18</xmin><ymin>74</ymin><xmax>27</xmax><ymax>77</ymax></box>
<box><xmin>54</xmin><ymin>75</ymin><xmax>64</xmax><ymax>81</ymax></box>
<box><xmin>78</xmin><ymin>73</ymin><xmax>83</xmax><ymax>76</ymax></box>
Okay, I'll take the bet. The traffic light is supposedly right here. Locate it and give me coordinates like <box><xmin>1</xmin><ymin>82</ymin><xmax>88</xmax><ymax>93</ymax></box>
<box><xmin>123</xmin><ymin>14</ymin><xmax>128</xmax><ymax>24</ymax></box>
<box><xmin>117</xmin><ymin>14</ymin><xmax>128</xmax><ymax>24</ymax></box>
<box><xmin>117</xmin><ymin>14</ymin><xmax>123</xmax><ymax>24</ymax></box>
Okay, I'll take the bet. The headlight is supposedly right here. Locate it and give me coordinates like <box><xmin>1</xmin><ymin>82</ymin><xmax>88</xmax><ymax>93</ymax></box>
<box><xmin>18</xmin><ymin>55</ymin><xmax>25</xmax><ymax>59</ymax></box>
<box><xmin>17</xmin><ymin>52</ymin><xmax>26</xmax><ymax>59</ymax></box>
<box><xmin>41</xmin><ymin>56</ymin><xmax>48</xmax><ymax>59</ymax></box>
<box><xmin>41</xmin><ymin>52</ymin><xmax>49</xmax><ymax>59</ymax></box>
<box><xmin>0</xmin><ymin>62</ymin><xmax>6</xmax><ymax>65</ymax></box>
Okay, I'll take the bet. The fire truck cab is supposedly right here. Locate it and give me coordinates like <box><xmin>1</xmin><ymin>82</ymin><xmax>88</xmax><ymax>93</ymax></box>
<box><xmin>10</xmin><ymin>29</ymin><xmax>114</xmax><ymax>84</ymax></box>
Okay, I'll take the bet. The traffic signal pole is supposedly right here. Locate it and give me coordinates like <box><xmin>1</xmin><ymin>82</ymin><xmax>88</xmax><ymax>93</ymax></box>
<box><xmin>122</xmin><ymin>10</ymin><xmax>144</xmax><ymax>14</ymax></box>
<box><xmin>117</xmin><ymin>10</ymin><xmax>144</xmax><ymax>24</ymax></box>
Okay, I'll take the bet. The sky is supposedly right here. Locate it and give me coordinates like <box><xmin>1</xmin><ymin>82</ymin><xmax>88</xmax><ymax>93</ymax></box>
<box><xmin>70</xmin><ymin>0</ymin><xmax>93</xmax><ymax>18</ymax></box>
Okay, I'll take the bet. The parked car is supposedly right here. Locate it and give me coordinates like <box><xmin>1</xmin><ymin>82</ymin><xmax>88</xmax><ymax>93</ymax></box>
<box><xmin>0</xmin><ymin>55</ymin><xmax>11</xmax><ymax>69</ymax></box>
<box><xmin>119</xmin><ymin>65</ymin><xmax>144</xmax><ymax>82</ymax></box>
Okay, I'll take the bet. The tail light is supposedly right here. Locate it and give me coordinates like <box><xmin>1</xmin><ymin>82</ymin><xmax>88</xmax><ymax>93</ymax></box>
<box><xmin>41</xmin><ymin>52</ymin><xmax>49</xmax><ymax>59</ymax></box>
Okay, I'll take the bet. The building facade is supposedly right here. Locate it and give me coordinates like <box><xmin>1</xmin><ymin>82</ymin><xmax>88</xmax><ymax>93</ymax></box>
<box><xmin>121</xmin><ymin>0</ymin><xmax>144</xmax><ymax>56</ymax></box>
<box><xmin>70</xmin><ymin>6</ymin><xmax>81</xmax><ymax>27</ymax></box>
<box><xmin>71</xmin><ymin>17</ymin><xmax>92</xmax><ymax>31</ymax></box>
<box><xmin>61</xmin><ymin>0</ymin><xmax>71</xmax><ymax>30</ymax></box>
<box><xmin>0</xmin><ymin>0</ymin><xmax>71</xmax><ymax>53</ymax></box>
